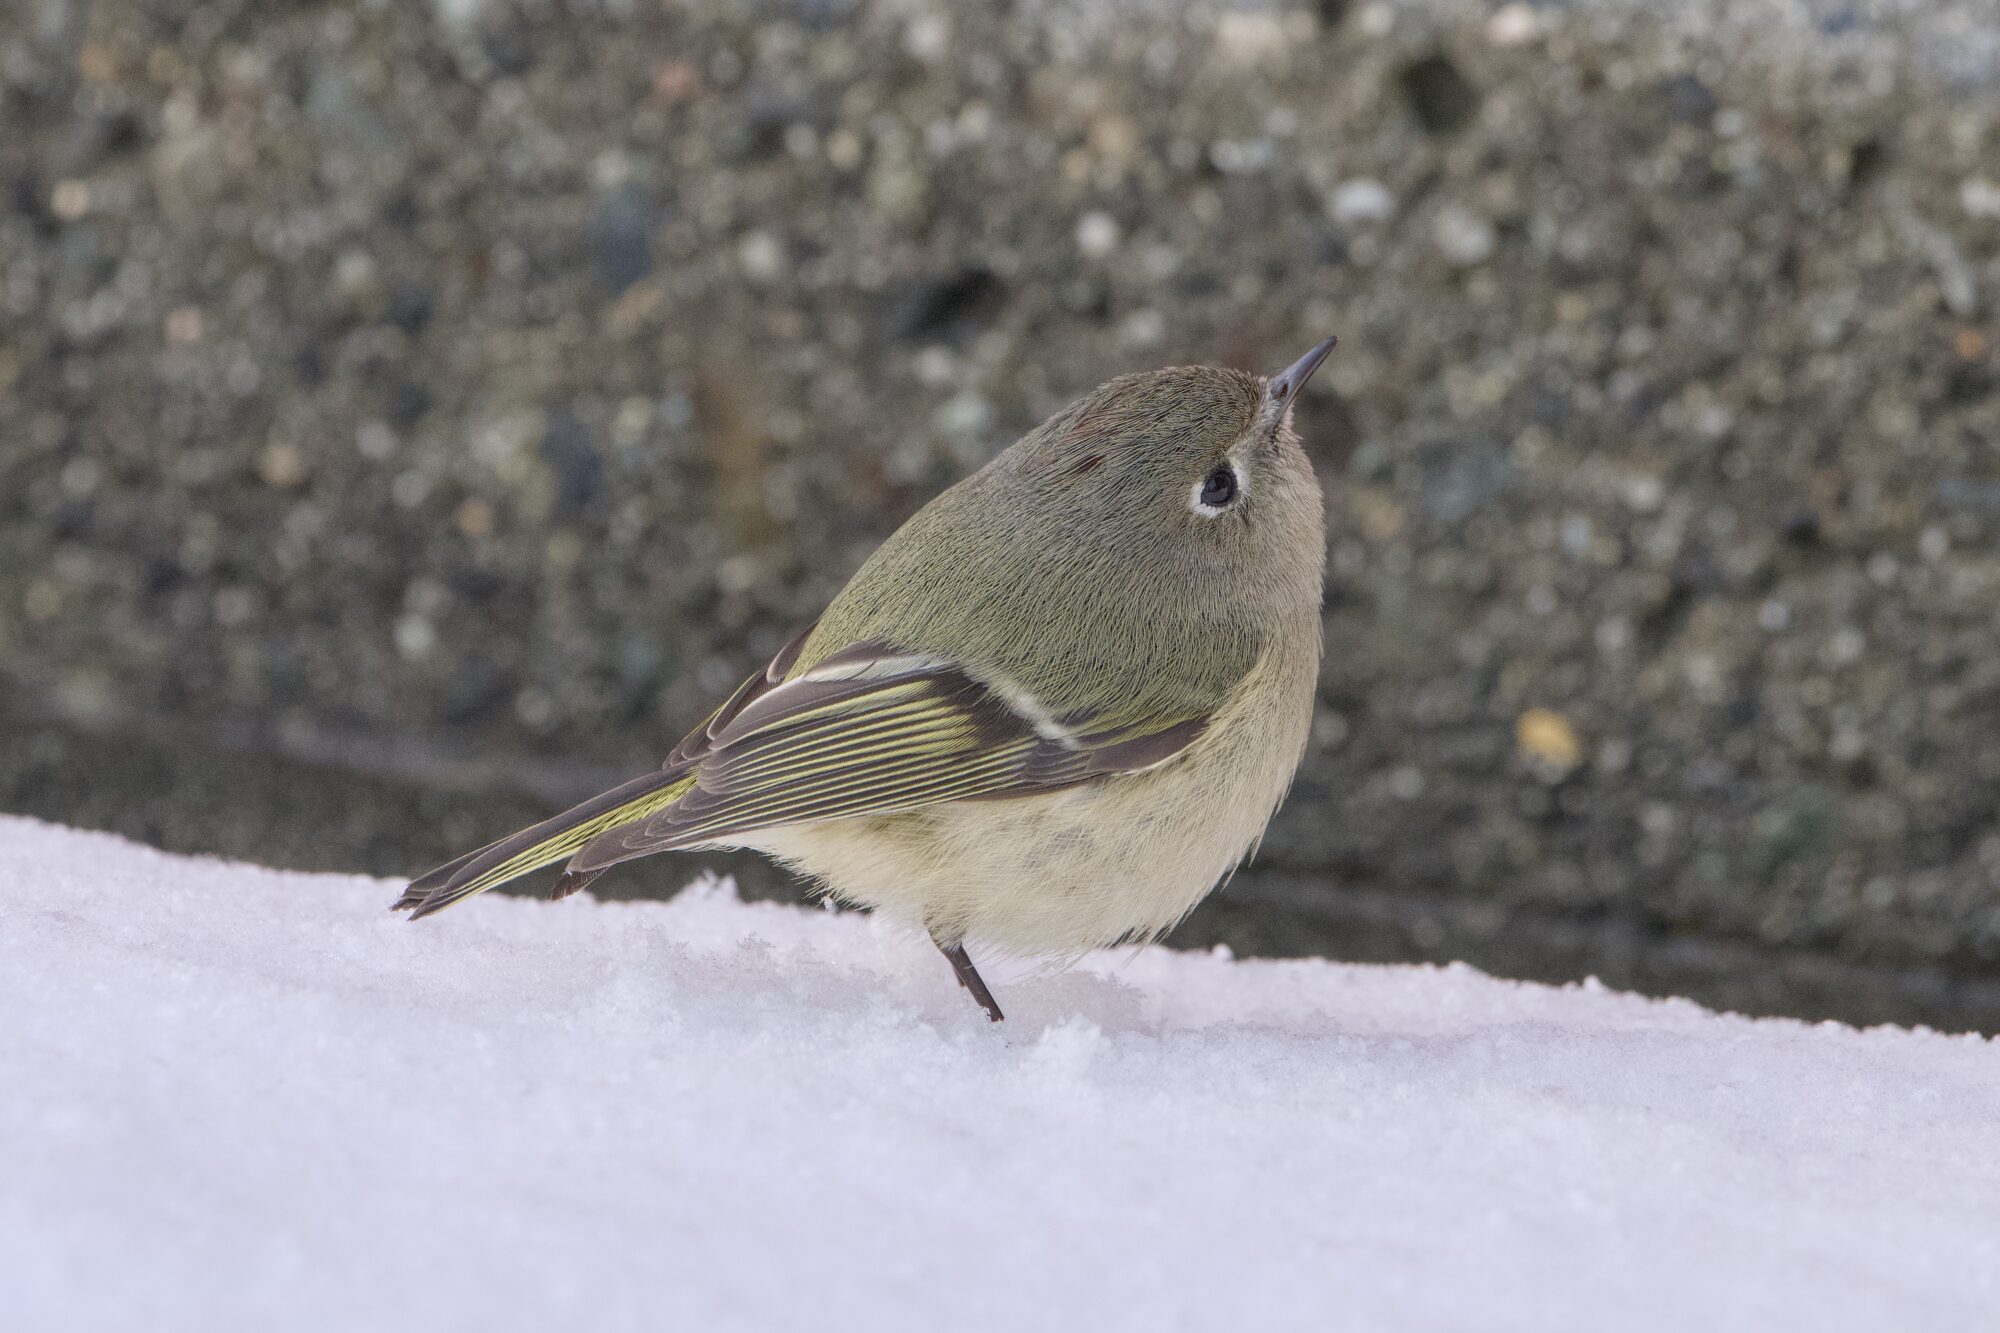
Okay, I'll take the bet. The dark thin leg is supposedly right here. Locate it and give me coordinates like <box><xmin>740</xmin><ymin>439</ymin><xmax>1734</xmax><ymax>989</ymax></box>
<box><xmin>934</xmin><ymin>938</ymin><xmax>1005</xmax><ymax>1023</ymax></box>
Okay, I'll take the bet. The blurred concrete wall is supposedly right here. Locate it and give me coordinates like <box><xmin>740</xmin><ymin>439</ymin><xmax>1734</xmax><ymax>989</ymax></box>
<box><xmin>5</xmin><ymin>0</ymin><xmax>2000</xmax><ymax>1028</ymax></box>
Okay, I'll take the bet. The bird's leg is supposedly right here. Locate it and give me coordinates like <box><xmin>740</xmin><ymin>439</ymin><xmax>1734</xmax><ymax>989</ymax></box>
<box><xmin>932</xmin><ymin>935</ymin><xmax>1005</xmax><ymax>1023</ymax></box>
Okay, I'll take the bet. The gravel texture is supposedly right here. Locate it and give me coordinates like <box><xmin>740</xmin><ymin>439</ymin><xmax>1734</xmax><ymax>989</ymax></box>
<box><xmin>4</xmin><ymin>0</ymin><xmax>1999</xmax><ymax>1028</ymax></box>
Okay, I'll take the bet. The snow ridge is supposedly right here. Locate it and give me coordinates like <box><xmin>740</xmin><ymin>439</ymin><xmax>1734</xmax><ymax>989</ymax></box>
<box><xmin>4</xmin><ymin>817</ymin><xmax>1996</xmax><ymax>1331</ymax></box>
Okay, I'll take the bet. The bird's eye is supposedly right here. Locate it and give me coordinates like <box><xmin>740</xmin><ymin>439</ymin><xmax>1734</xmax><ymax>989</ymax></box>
<box><xmin>1199</xmin><ymin>466</ymin><xmax>1238</xmax><ymax>509</ymax></box>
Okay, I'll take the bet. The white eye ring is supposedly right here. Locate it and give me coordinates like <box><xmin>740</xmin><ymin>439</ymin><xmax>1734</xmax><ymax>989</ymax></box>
<box><xmin>1192</xmin><ymin>463</ymin><xmax>1242</xmax><ymax>517</ymax></box>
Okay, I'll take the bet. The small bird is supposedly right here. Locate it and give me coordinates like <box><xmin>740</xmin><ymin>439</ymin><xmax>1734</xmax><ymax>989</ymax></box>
<box><xmin>395</xmin><ymin>338</ymin><xmax>1335</xmax><ymax>1021</ymax></box>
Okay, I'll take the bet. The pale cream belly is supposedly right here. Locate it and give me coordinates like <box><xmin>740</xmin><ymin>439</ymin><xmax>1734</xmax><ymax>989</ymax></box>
<box><xmin>734</xmin><ymin>649</ymin><xmax>1315</xmax><ymax>958</ymax></box>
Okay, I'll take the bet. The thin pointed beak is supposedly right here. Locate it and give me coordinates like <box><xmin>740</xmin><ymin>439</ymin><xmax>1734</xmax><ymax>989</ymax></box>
<box><xmin>1267</xmin><ymin>335</ymin><xmax>1338</xmax><ymax>408</ymax></box>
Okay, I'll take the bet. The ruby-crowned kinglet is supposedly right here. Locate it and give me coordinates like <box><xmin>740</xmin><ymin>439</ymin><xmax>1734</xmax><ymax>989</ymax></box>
<box><xmin>397</xmin><ymin>338</ymin><xmax>1335</xmax><ymax>1021</ymax></box>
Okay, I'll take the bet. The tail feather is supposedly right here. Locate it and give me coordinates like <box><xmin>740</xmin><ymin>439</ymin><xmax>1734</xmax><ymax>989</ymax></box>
<box><xmin>550</xmin><ymin>867</ymin><xmax>606</xmax><ymax>901</ymax></box>
<box><xmin>391</xmin><ymin>839</ymin><xmax>505</xmax><ymax>908</ymax></box>
<box><xmin>395</xmin><ymin>769</ymin><xmax>695</xmax><ymax>919</ymax></box>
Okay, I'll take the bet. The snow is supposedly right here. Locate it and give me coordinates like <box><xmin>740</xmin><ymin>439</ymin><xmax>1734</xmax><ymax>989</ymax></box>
<box><xmin>5</xmin><ymin>816</ymin><xmax>1997</xmax><ymax>1332</ymax></box>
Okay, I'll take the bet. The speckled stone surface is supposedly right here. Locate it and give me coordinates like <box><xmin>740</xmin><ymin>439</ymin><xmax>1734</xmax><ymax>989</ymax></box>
<box><xmin>5</xmin><ymin>0</ymin><xmax>1999</xmax><ymax>1028</ymax></box>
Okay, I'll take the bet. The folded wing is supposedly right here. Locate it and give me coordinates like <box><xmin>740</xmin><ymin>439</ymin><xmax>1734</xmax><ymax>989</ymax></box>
<box><xmin>396</xmin><ymin>630</ymin><xmax>1218</xmax><ymax>917</ymax></box>
<box><xmin>562</xmin><ymin>639</ymin><xmax>1212</xmax><ymax>875</ymax></box>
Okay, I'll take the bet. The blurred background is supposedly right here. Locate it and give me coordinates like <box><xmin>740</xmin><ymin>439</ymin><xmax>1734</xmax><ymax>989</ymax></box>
<box><xmin>5</xmin><ymin>0</ymin><xmax>1999</xmax><ymax>1030</ymax></box>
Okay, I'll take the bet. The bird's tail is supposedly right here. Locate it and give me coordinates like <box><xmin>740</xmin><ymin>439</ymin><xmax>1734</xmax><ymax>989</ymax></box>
<box><xmin>392</xmin><ymin>769</ymin><xmax>696</xmax><ymax>919</ymax></box>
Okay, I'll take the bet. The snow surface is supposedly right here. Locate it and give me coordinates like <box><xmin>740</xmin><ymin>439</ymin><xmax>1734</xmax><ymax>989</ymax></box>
<box><xmin>5</xmin><ymin>816</ymin><xmax>1997</xmax><ymax>1332</ymax></box>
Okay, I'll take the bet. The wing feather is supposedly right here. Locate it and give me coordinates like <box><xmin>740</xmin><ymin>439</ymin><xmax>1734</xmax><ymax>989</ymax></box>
<box><xmin>563</xmin><ymin>642</ymin><xmax>1217</xmax><ymax>876</ymax></box>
